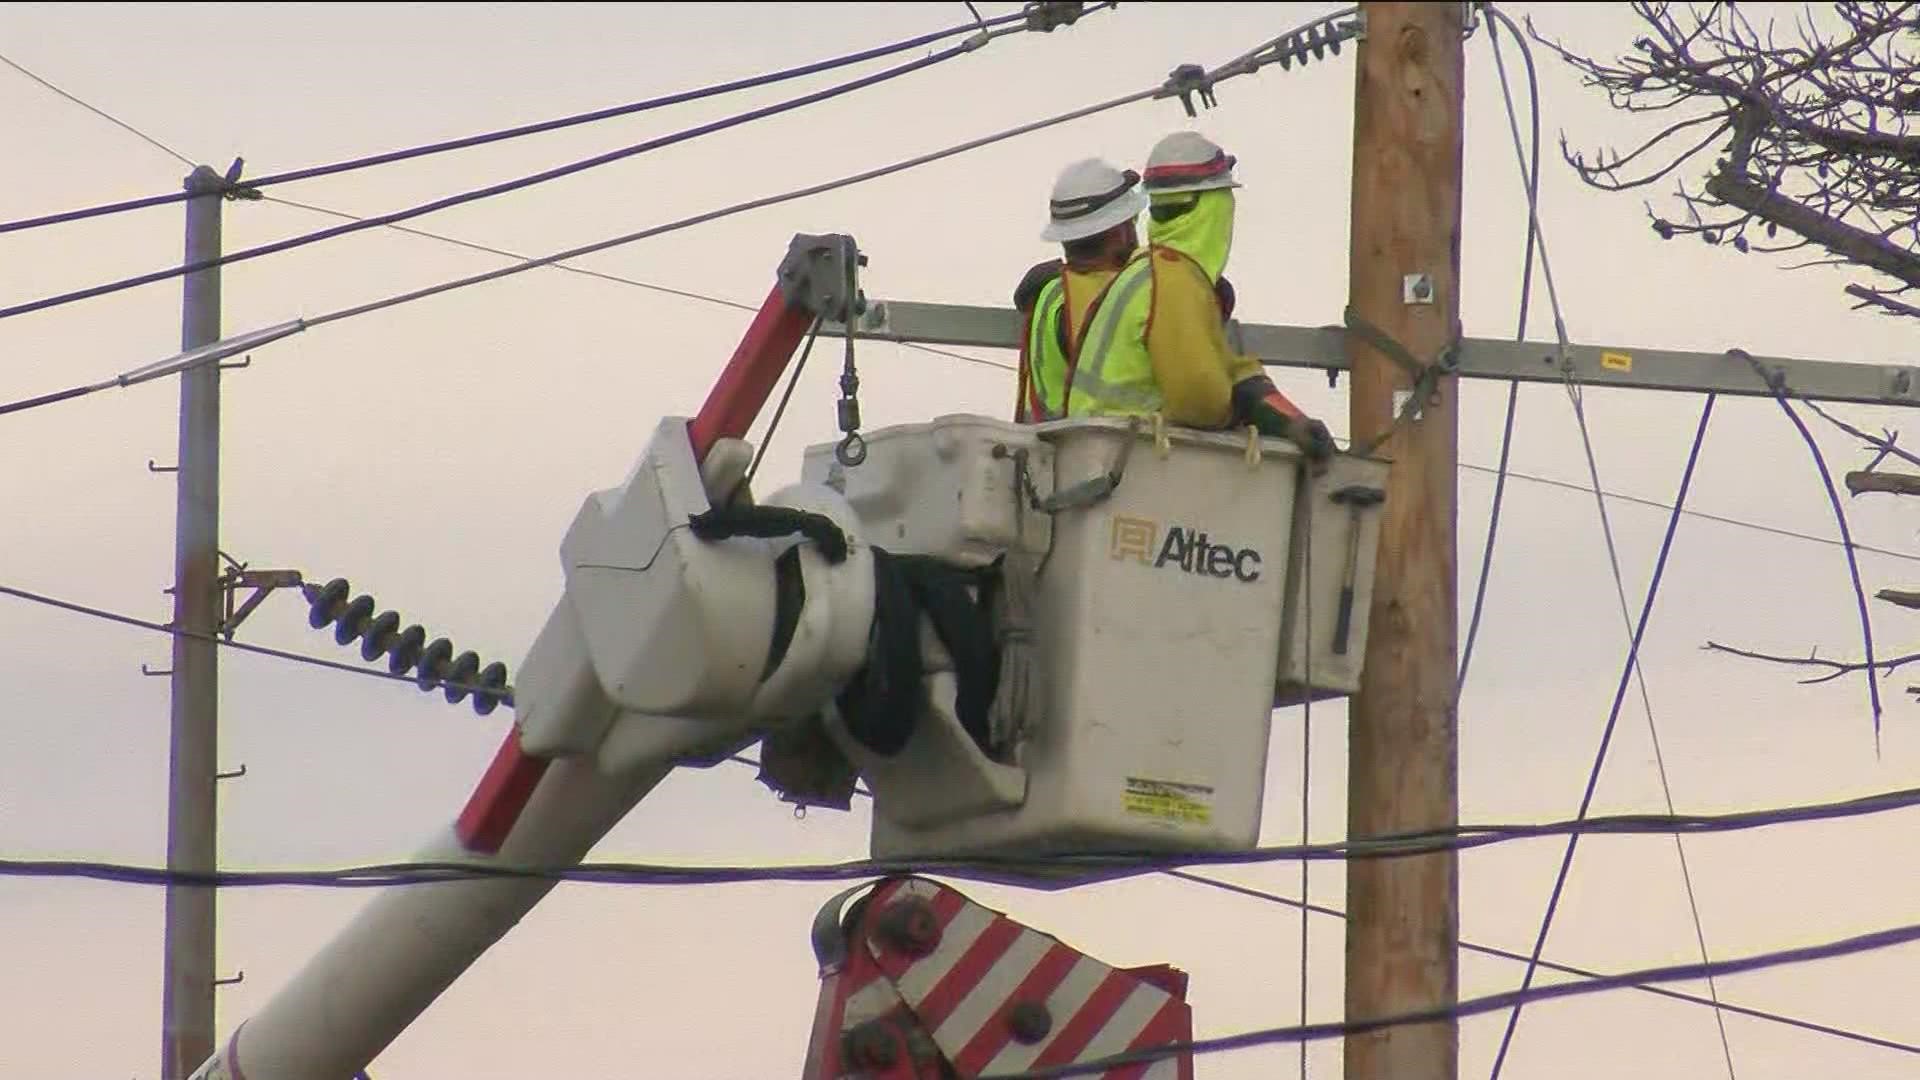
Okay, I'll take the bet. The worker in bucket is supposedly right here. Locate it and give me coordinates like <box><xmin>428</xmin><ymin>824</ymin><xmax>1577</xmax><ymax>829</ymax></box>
<box><xmin>1065</xmin><ymin>130</ymin><xmax>1335</xmax><ymax>460</ymax></box>
<box><xmin>1012</xmin><ymin>157</ymin><xmax>1147</xmax><ymax>423</ymax></box>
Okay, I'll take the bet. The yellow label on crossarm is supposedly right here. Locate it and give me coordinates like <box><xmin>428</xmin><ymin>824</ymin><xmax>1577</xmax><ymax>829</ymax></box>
<box><xmin>1600</xmin><ymin>351</ymin><xmax>1634</xmax><ymax>373</ymax></box>
<box><xmin>1124</xmin><ymin>777</ymin><xmax>1215</xmax><ymax>825</ymax></box>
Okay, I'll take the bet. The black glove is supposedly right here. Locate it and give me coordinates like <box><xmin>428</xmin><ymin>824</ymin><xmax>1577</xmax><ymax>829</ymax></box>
<box><xmin>1232</xmin><ymin>376</ymin><xmax>1334</xmax><ymax>463</ymax></box>
<box><xmin>1293</xmin><ymin>417</ymin><xmax>1336</xmax><ymax>463</ymax></box>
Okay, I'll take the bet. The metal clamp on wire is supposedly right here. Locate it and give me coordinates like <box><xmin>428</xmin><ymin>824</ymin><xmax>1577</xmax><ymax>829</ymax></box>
<box><xmin>1023</xmin><ymin>1</ymin><xmax>1086</xmax><ymax>32</ymax></box>
<box><xmin>1161</xmin><ymin>63</ymin><xmax>1219</xmax><ymax>117</ymax></box>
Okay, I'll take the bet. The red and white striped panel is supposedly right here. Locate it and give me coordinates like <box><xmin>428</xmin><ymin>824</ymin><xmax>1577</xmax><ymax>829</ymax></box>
<box><xmin>805</xmin><ymin>879</ymin><xmax>939</xmax><ymax>1080</ymax></box>
<box><xmin>861</xmin><ymin>878</ymin><xmax>1193</xmax><ymax>1080</ymax></box>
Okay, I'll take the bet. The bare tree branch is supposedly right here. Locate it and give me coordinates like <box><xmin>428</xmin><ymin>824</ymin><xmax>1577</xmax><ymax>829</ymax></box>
<box><xmin>1707</xmin><ymin>171</ymin><xmax>1920</xmax><ymax>286</ymax></box>
<box><xmin>1846</xmin><ymin>282</ymin><xmax>1920</xmax><ymax>316</ymax></box>
<box><xmin>1703</xmin><ymin>640</ymin><xmax>1920</xmax><ymax>685</ymax></box>
<box><xmin>1848</xmin><ymin>470</ymin><xmax>1920</xmax><ymax>495</ymax></box>
<box><xmin>1546</xmin><ymin>1</ymin><xmax>1920</xmax><ymax>317</ymax></box>
<box><xmin>1803</xmin><ymin>397</ymin><xmax>1920</xmax><ymax>469</ymax></box>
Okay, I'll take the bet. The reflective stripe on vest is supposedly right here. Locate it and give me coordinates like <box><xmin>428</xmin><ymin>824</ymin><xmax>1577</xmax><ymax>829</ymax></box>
<box><xmin>1023</xmin><ymin>277</ymin><xmax>1069</xmax><ymax>421</ymax></box>
<box><xmin>1066</xmin><ymin>253</ymin><xmax>1161</xmax><ymax>417</ymax></box>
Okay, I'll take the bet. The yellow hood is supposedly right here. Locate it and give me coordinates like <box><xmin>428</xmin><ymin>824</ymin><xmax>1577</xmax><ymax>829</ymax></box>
<box><xmin>1148</xmin><ymin>188</ymin><xmax>1235</xmax><ymax>281</ymax></box>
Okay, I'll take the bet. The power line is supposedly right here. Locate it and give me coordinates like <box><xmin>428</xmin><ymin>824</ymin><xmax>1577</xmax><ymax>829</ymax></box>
<box><xmin>1479</xmin><ymin>9</ymin><xmax>1735</xmax><ymax>1075</ymax></box>
<box><xmin>0</xmin><ymin>53</ymin><xmax>1011</xmax><ymax>391</ymax></box>
<box><xmin>4</xmin><ymin>776</ymin><xmax>1918</xmax><ymax>886</ymax></box>
<box><xmin>286</xmin><ymin>90</ymin><xmax>1177</xmax><ymax>334</ymax></box>
<box><xmin>0</xmin><ymin>581</ymin><xmax>513</xmax><ymax>704</ymax></box>
<box><xmin>1166</xmin><ymin>870</ymin><xmax>1919</xmax><ymax>1057</ymax></box>
<box><xmin>1457</xmin><ymin>0</ymin><xmax>1541</xmax><ymax>690</ymax></box>
<box><xmin>1732</xmin><ymin>348</ymin><xmax>1886</xmax><ymax>741</ymax></box>
<box><xmin>0</xmin><ymin>16</ymin><xmax>1051</xmax><ymax>325</ymax></box>
<box><xmin>0</xmin><ymin>6</ymin><xmax>1368</xmax><ymax>418</ymax></box>
<box><xmin>988</xmin><ymin>888</ymin><xmax>1920</xmax><ymax>1078</ymax></box>
<box><xmin>0</xmin><ymin>50</ymin><xmax>195</xmax><ymax>168</ymax></box>
<box><xmin>259</xmin><ymin>194</ymin><xmax>1016</xmax><ymax>373</ymax></box>
<box><xmin>1459</xmin><ymin>458</ymin><xmax>1920</xmax><ymax>562</ymax></box>
<box><xmin>0</xmin><ymin>7</ymin><xmax>1034</xmax><ymax>237</ymax></box>
<box><xmin>26</xmin><ymin>565</ymin><xmax>1904</xmax><ymax>873</ymax></box>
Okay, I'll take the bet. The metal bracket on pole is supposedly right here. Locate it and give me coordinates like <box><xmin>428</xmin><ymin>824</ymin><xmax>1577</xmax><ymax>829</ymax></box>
<box><xmin>216</xmin><ymin>565</ymin><xmax>304</xmax><ymax>641</ymax></box>
<box><xmin>216</xmin><ymin>764</ymin><xmax>247</xmax><ymax>782</ymax></box>
<box><xmin>144</xmin><ymin>663</ymin><xmax>174</xmax><ymax>677</ymax></box>
<box><xmin>149</xmin><ymin>459</ymin><xmax>179</xmax><ymax>473</ymax></box>
<box><xmin>214</xmin><ymin>972</ymin><xmax>245</xmax><ymax>988</ymax></box>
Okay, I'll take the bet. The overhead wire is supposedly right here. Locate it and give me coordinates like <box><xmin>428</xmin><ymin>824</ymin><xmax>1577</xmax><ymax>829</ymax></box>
<box><xmin>8</xmin><ymin>16</ymin><xmax>1905</xmax><ymax>1072</ymax></box>
<box><xmin>1459</xmin><ymin>459</ymin><xmax>1920</xmax><ymax>561</ymax></box>
<box><xmin>13</xmin><ymin>24</ymin><xmax>1908</xmax><ymax>1068</ymax></box>
<box><xmin>1732</xmin><ymin>349</ymin><xmax>1885</xmax><ymax>743</ymax></box>
<box><xmin>259</xmin><ymin>193</ymin><xmax>1016</xmax><ymax>373</ymax></box>
<box><xmin>1297</xmin><ymin>476</ymin><xmax>1315</xmax><ymax>1080</ymax></box>
<box><xmin>729</xmin><ymin>746</ymin><xmax>1915</xmax><ymax>1059</ymax></box>
<box><xmin>0</xmin><ymin>5</ymin><xmax>1374</xmax><ymax>418</ymax></box>
<box><xmin>0</xmin><ymin>581</ymin><xmax>514</xmax><ymax>704</ymax></box>
<box><xmin>5</xmin><ymin>770</ymin><xmax>1919</xmax><ymax>885</ymax></box>
<box><xmin>0</xmin><ymin>14</ymin><xmax>1054</xmax><ymax>324</ymax></box>
<box><xmin>0</xmin><ymin>7</ymin><xmax>1033</xmax><ymax>236</ymax></box>
<box><xmin>1478</xmin><ymin>8</ymin><xmax>1735</xmax><ymax>1078</ymax></box>
<box><xmin>976</xmin><ymin>918</ymin><xmax>1920</xmax><ymax>1079</ymax></box>
<box><xmin>32</xmin><ymin>558</ymin><xmax>1912</xmax><ymax>873</ymax></box>
<box><xmin>0</xmin><ymin>49</ymin><xmax>195</xmax><ymax>169</ymax></box>
<box><xmin>1164</xmin><ymin>869</ymin><xmax>1920</xmax><ymax>1058</ymax></box>
<box><xmin>1457</xmin><ymin>4</ymin><xmax>1538</xmax><ymax>690</ymax></box>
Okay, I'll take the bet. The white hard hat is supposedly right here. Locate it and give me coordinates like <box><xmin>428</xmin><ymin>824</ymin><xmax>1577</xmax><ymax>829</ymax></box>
<box><xmin>1041</xmin><ymin>158</ymin><xmax>1148</xmax><ymax>243</ymax></box>
<box><xmin>1142</xmin><ymin>131</ymin><xmax>1241</xmax><ymax>196</ymax></box>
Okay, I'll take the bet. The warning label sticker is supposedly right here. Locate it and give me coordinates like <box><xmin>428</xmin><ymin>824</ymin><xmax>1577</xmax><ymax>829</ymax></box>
<box><xmin>1123</xmin><ymin>777</ymin><xmax>1215</xmax><ymax>825</ymax></box>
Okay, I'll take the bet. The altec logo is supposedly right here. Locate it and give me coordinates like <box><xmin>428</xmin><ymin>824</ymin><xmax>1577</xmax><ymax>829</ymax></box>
<box><xmin>1110</xmin><ymin>515</ymin><xmax>1263</xmax><ymax>583</ymax></box>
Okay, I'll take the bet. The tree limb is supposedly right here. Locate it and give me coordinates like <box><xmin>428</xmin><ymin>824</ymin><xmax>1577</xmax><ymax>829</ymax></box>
<box><xmin>1847</xmin><ymin>470</ymin><xmax>1920</xmax><ymax>496</ymax></box>
<box><xmin>1846</xmin><ymin>282</ymin><xmax>1920</xmax><ymax>317</ymax></box>
<box><xmin>1703</xmin><ymin>640</ymin><xmax>1920</xmax><ymax>685</ymax></box>
<box><xmin>1876</xmin><ymin>588</ymin><xmax>1920</xmax><ymax>609</ymax></box>
<box><xmin>1707</xmin><ymin>171</ymin><xmax>1920</xmax><ymax>288</ymax></box>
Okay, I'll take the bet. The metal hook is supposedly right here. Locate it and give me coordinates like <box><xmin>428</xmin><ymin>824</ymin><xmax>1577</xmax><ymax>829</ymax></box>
<box><xmin>148</xmin><ymin>459</ymin><xmax>178</xmax><ymax>473</ymax></box>
<box><xmin>835</xmin><ymin>432</ymin><xmax>867</xmax><ymax>468</ymax></box>
<box><xmin>219</xmin><ymin>354</ymin><xmax>252</xmax><ymax>371</ymax></box>
<box><xmin>217</xmin><ymin>764</ymin><xmax>248</xmax><ymax>781</ymax></box>
<box><xmin>215</xmin><ymin>971</ymin><xmax>245</xmax><ymax>987</ymax></box>
<box><xmin>142</xmin><ymin>663</ymin><xmax>173</xmax><ymax>677</ymax></box>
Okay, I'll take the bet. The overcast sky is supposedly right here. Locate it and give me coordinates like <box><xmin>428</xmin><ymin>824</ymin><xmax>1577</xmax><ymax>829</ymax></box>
<box><xmin>1</xmin><ymin>3</ymin><xmax>1916</xmax><ymax>1078</ymax></box>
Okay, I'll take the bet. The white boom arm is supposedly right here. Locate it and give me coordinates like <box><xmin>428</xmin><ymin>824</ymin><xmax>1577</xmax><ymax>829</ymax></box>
<box><xmin>190</xmin><ymin>414</ymin><xmax>877</xmax><ymax>1079</ymax></box>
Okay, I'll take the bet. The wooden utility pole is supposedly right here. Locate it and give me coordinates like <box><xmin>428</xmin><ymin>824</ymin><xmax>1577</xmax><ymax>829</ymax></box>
<box><xmin>1344</xmin><ymin>5</ymin><xmax>1464</xmax><ymax>1079</ymax></box>
<box><xmin>161</xmin><ymin>164</ymin><xmax>225</xmax><ymax>1080</ymax></box>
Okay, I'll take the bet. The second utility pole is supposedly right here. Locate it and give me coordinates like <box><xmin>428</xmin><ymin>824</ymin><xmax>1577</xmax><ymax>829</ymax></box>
<box><xmin>161</xmin><ymin>164</ymin><xmax>226</xmax><ymax>1080</ymax></box>
<box><xmin>1344</xmin><ymin>4</ymin><xmax>1463</xmax><ymax>1080</ymax></box>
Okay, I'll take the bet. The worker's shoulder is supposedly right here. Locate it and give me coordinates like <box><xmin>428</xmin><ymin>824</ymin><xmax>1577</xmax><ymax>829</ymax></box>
<box><xmin>1013</xmin><ymin>258</ymin><xmax>1064</xmax><ymax>312</ymax></box>
<box><xmin>1144</xmin><ymin>246</ymin><xmax>1211</xmax><ymax>290</ymax></box>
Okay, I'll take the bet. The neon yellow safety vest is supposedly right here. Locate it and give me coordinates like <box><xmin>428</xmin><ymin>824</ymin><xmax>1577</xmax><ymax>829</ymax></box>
<box><xmin>1064</xmin><ymin>251</ymin><xmax>1162</xmax><ymax>418</ymax></box>
<box><xmin>1022</xmin><ymin>277</ymin><xmax>1070</xmax><ymax>422</ymax></box>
